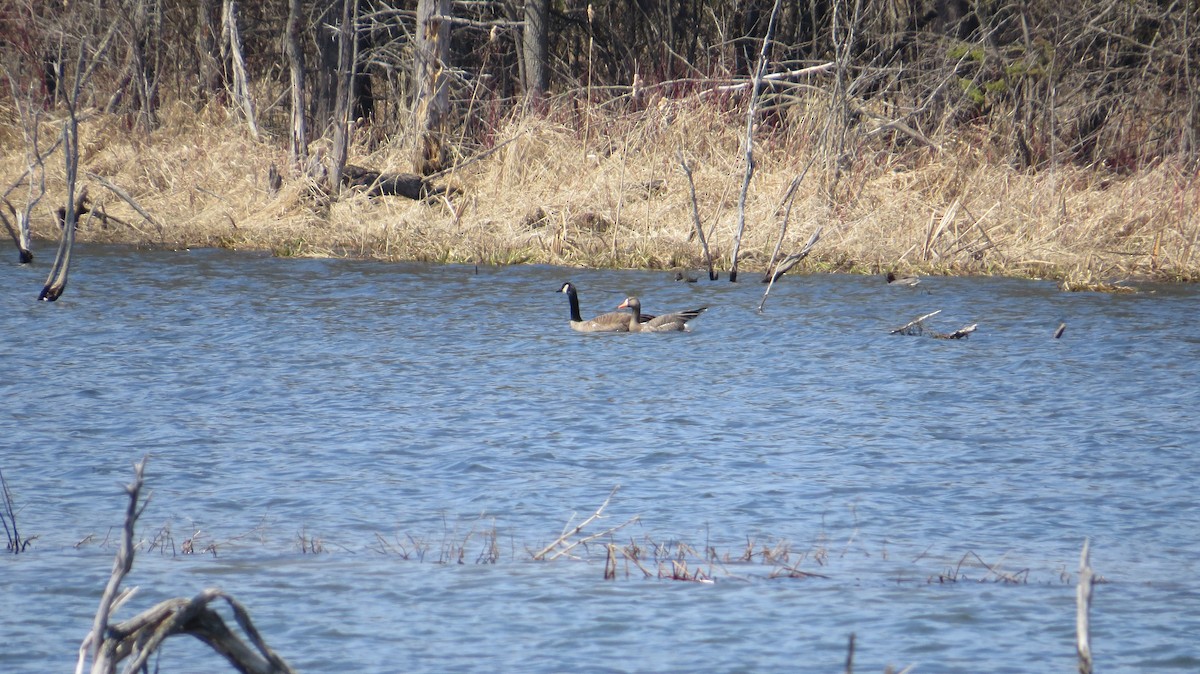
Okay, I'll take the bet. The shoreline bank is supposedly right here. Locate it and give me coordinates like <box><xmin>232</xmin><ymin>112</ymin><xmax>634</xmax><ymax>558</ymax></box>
<box><xmin>5</xmin><ymin>108</ymin><xmax>1198</xmax><ymax>289</ymax></box>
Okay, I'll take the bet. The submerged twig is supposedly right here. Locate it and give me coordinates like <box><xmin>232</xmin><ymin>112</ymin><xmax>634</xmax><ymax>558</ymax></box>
<box><xmin>1077</xmin><ymin>539</ymin><xmax>1095</xmax><ymax>674</ymax></box>
<box><xmin>533</xmin><ymin>486</ymin><xmax>640</xmax><ymax>561</ymax></box>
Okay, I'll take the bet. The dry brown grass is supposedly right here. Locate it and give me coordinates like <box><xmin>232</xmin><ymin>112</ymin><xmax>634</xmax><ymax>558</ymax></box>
<box><xmin>4</xmin><ymin>94</ymin><xmax>1199</xmax><ymax>283</ymax></box>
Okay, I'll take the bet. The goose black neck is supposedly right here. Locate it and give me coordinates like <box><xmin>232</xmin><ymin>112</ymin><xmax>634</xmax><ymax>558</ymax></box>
<box><xmin>566</xmin><ymin>287</ymin><xmax>582</xmax><ymax>322</ymax></box>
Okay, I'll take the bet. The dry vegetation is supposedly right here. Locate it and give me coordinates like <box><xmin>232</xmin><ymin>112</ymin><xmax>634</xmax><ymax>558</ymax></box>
<box><xmin>3</xmin><ymin>1</ymin><xmax>1199</xmax><ymax>286</ymax></box>
<box><xmin>4</xmin><ymin>91</ymin><xmax>1198</xmax><ymax>284</ymax></box>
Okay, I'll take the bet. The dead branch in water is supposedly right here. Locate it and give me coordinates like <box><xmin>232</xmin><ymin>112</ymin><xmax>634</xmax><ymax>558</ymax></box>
<box><xmin>2</xmin><ymin>469</ymin><xmax>34</xmax><ymax>553</ymax></box>
<box><xmin>1077</xmin><ymin>538</ymin><xmax>1095</xmax><ymax>674</ymax></box>
<box><xmin>76</xmin><ymin>457</ymin><xmax>294</xmax><ymax>674</ymax></box>
<box><xmin>932</xmin><ymin>323</ymin><xmax>977</xmax><ymax>340</ymax></box>
<box><xmin>889</xmin><ymin>310</ymin><xmax>942</xmax><ymax>336</ymax></box>
<box><xmin>532</xmin><ymin>486</ymin><xmax>640</xmax><ymax>561</ymax></box>
<box><xmin>890</xmin><ymin>310</ymin><xmax>977</xmax><ymax>340</ymax></box>
<box><xmin>677</xmin><ymin>151</ymin><xmax>716</xmax><ymax>280</ymax></box>
<box><xmin>758</xmin><ymin>226</ymin><xmax>822</xmax><ymax>312</ymax></box>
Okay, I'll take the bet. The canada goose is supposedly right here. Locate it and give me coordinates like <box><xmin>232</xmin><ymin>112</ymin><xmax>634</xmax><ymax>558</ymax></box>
<box><xmin>558</xmin><ymin>282</ymin><xmax>654</xmax><ymax>332</ymax></box>
<box><xmin>886</xmin><ymin>271</ymin><xmax>921</xmax><ymax>287</ymax></box>
<box><xmin>616</xmin><ymin>296</ymin><xmax>707</xmax><ymax>332</ymax></box>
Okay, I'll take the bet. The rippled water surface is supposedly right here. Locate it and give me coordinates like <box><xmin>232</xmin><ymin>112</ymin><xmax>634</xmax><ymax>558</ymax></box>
<box><xmin>2</xmin><ymin>244</ymin><xmax>1198</xmax><ymax>673</ymax></box>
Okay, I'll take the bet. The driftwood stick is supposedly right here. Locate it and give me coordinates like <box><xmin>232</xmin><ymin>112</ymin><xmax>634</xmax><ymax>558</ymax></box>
<box><xmin>532</xmin><ymin>486</ymin><xmax>620</xmax><ymax>560</ymax></box>
<box><xmin>1077</xmin><ymin>538</ymin><xmax>1095</xmax><ymax>674</ymax></box>
<box><xmin>677</xmin><ymin>151</ymin><xmax>716</xmax><ymax>280</ymax></box>
<box><xmin>546</xmin><ymin>514</ymin><xmax>640</xmax><ymax>561</ymax></box>
<box><xmin>889</xmin><ymin>310</ymin><xmax>942</xmax><ymax>336</ymax></box>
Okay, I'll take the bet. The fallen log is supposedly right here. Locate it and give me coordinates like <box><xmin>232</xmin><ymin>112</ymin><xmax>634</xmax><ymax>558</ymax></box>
<box><xmin>342</xmin><ymin>164</ymin><xmax>458</xmax><ymax>200</ymax></box>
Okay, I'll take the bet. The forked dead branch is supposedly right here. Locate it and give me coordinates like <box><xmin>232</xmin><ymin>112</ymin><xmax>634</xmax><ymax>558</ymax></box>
<box><xmin>531</xmin><ymin>485</ymin><xmax>640</xmax><ymax>561</ymax></box>
<box><xmin>76</xmin><ymin>457</ymin><xmax>294</xmax><ymax>674</ymax></box>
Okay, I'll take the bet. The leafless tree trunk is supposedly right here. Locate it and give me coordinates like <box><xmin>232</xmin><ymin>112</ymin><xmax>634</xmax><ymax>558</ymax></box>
<box><xmin>522</xmin><ymin>0</ymin><xmax>549</xmax><ymax>102</ymax></box>
<box><xmin>285</xmin><ymin>0</ymin><xmax>308</xmax><ymax>171</ymax></box>
<box><xmin>195</xmin><ymin>0</ymin><xmax>224</xmax><ymax>101</ymax></box>
<box><xmin>729</xmin><ymin>0</ymin><xmax>782</xmax><ymax>282</ymax></box>
<box><xmin>220</xmin><ymin>0</ymin><xmax>258</xmax><ymax>139</ymax></box>
<box><xmin>413</xmin><ymin>0</ymin><xmax>451</xmax><ymax>175</ymax></box>
<box><xmin>40</xmin><ymin>51</ymin><xmax>89</xmax><ymax>301</ymax></box>
<box><xmin>328</xmin><ymin>0</ymin><xmax>357</xmax><ymax>191</ymax></box>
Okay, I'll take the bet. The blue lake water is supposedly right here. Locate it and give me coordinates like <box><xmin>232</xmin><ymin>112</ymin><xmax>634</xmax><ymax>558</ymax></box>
<box><xmin>2</xmin><ymin>244</ymin><xmax>1198</xmax><ymax>672</ymax></box>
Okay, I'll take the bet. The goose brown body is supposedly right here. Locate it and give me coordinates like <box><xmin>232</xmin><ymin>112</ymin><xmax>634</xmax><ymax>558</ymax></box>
<box><xmin>558</xmin><ymin>282</ymin><xmax>655</xmax><ymax>332</ymax></box>
<box><xmin>617</xmin><ymin>296</ymin><xmax>707</xmax><ymax>332</ymax></box>
<box><xmin>886</xmin><ymin>271</ymin><xmax>921</xmax><ymax>287</ymax></box>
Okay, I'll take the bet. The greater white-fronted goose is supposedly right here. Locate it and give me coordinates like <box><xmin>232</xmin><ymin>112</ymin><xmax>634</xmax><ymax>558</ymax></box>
<box><xmin>886</xmin><ymin>271</ymin><xmax>921</xmax><ymax>287</ymax></box>
<box><xmin>617</xmin><ymin>296</ymin><xmax>707</xmax><ymax>332</ymax></box>
<box><xmin>559</xmin><ymin>282</ymin><xmax>654</xmax><ymax>332</ymax></box>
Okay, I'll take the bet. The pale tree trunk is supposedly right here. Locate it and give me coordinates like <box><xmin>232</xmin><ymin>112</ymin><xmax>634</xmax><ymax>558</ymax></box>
<box><xmin>220</xmin><ymin>0</ymin><xmax>258</xmax><ymax>139</ymax></box>
<box><xmin>285</xmin><ymin>0</ymin><xmax>308</xmax><ymax>171</ymax></box>
<box><xmin>328</xmin><ymin>0</ymin><xmax>356</xmax><ymax>191</ymax></box>
<box><xmin>413</xmin><ymin>0</ymin><xmax>451</xmax><ymax>175</ymax></box>
<box><xmin>522</xmin><ymin>0</ymin><xmax>549</xmax><ymax>102</ymax></box>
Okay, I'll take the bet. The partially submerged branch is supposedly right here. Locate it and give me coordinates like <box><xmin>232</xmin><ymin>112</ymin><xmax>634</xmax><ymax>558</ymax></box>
<box><xmin>758</xmin><ymin>226</ymin><xmax>822</xmax><ymax>312</ymax></box>
<box><xmin>2</xmin><ymin>469</ymin><xmax>33</xmax><ymax>553</ymax></box>
<box><xmin>532</xmin><ymin>486</ymin><xmax>640</xmax><ymax>562</ymax></box>
<box><xmin>890</xmin><ymin>310</ymin><xmax>978</xmax><ymax>340</ymax></box>
<box><xmin>889</xmin><ymin>310</ymin><xmax>942</xmax><ymax>336</ymax></box>
<box><xmin>677</xmin><ymin>151</ymin><xmax>716</xmax><ymax>280</ymax></box>
<box><xmin>1077</xmin><ymin>539</ymin><xmax>1095</xmax><ymax>674</ymax></box>
<box><xmin>77</xmin><ymin>458</ymin><xmax>294</xmax><ymax>674</ymax></box>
